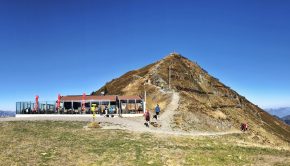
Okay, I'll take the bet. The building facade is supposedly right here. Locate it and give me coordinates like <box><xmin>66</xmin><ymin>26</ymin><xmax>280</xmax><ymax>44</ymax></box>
<box><xmin>16</xmin><ymin>95</ymin><xmax>144</xmax><ymax>115</ymax></box>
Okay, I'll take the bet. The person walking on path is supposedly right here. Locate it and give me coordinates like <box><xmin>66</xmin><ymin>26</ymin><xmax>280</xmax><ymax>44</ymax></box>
<box><xmin>155</xmin><ymin>104</ymin><xmax>160</xmax><ymax>119</ymax></box>
<box><xmin>144</xmin><ymin>110</ymin><xmax>150</xmax><ymax>127</ymax></box>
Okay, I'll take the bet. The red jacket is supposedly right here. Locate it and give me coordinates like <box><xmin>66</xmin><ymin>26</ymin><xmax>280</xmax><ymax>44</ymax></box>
<box><xmin>144</xmin><ymin>111</ymin><xmax>150</xmax><ymax>120</ymax></box>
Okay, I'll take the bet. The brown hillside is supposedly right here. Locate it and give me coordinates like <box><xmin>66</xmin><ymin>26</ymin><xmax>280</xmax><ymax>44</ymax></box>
<box><xmin>92</xmin><ymin>53</ymin><xmax>290</xmax><ymax>146</ymax></box>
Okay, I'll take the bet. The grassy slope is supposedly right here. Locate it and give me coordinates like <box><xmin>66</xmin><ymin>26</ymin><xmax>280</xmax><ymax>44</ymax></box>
<box><xmin>0</xmin><ymin>121</ymin><xmax>289</xmax><ymax>166</ymax></box>
<box><xmin>92</xmin><ymin>63</ymin><xmax>156</xmax><ymax>96</ymax></box>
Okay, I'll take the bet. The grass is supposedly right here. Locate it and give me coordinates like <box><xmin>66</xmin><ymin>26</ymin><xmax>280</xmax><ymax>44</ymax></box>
<box><xmin>0</xmin><ymin>121</ymin><xmax>289</xmax><ymax>166</ymax></box>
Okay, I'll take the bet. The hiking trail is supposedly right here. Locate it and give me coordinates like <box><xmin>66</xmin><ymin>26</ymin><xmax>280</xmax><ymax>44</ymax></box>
<box><xmin>159</xmin><ymin>91</ymin><xmax>180</xmax><ymax>131</ymax></box>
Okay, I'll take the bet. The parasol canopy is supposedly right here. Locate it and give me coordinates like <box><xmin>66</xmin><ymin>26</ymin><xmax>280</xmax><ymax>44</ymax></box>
<box><xmin>34</xmin><ymin>95</ymin><xmax>39</xmax><ymax>112</ymax></box>
<box><xmin>57</xmin><ymin>94</ymin><xmax>61</xmax><ymax>110</ymax></box>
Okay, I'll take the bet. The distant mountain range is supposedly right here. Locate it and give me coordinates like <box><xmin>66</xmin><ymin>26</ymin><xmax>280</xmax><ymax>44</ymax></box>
<box><xmin>0</xmin><ymin>110</ymin><xmax>15</xmax><ymax>117</ymax></box>
<box><xmin>266</xmin><ymin>108</ymin><xmax>290</xmax><ymax>125</ymax></box>
<box><xmin>264</xmin><ymin>107</ymin><xmax>290</xmax><ymax>118</ymax></box>
<box><xmin>281</xmin><ymin>115</ymin><xmax>290</xmax><ymax>125</ymax></box>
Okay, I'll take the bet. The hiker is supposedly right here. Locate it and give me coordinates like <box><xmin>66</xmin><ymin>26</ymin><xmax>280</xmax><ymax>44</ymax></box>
<box><xmin>109</xmin><ymin>106</ymin><xmax>114</xmax><ymax>114</ymax></box>
<box><xmin>155</xmin><ymin>104</ymin><xmax>160</xmax><ymax>119</ymax></box>
<box><xmin>245</xmin><ymin>122</ymin><xmax>248</xmax><ymax>131</ymax></box>
<box><xmin>240</xmin><ymin>123</ymin><xmax>244</xmax><ymax>131</ymax></box>
<box><xmin>105</xmin><ymin>106</ymin><xmax>108</xmax><ymax>115</ymax></box>
<box><xmin>240</xmin><ymin>122</ymin><xmax>248</xmax><ymax>132</ymax></box>
<box><xmin>144</xmin><ymin>110</ymin><xmax>150</xmax><ymax>127</ymax></box>
<box><xmin>116</xmin><ymin>106</ymin><xmax>119</xmax><ymax>114</ymax></box>
<box><xmin>100</xmin><ymin>106</ymin><xmax>104</xmax><ymax>115</ymax></box>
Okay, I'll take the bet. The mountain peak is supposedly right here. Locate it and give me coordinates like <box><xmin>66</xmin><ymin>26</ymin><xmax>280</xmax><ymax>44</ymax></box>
<box><xmin>92</xmin><ymin>53</ymin><xmax>290</xmax><ymax>145</ymax></box>
<box><xmin>163</xmin><ymin>52</ymin><xmax>186</xmax><ymax>61</ymax></box>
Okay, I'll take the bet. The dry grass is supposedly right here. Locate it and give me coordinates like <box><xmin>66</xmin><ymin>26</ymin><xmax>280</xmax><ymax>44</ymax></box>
<box><xmin>0</xmin><ymin>121</ymin><xmax>289</xmax><ymax>166</ymax></box>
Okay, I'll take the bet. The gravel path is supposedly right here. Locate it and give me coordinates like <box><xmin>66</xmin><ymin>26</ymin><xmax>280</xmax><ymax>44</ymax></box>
<box><xmin>0</xmin><ymin>115</ymin><xmax>240</xmax><ymax>136</ymax></box>
<box><xmin>159</xmin><ymin>92</ymin><xmax>180</xmax><ymax>131</ymax></box>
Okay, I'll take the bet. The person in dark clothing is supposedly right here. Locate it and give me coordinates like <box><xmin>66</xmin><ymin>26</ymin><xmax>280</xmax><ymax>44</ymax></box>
<box><xmin>144</xmin><ymin>110</ymin><xmax>150</xmax><ymax>127</ymax></box>
<box><xmin>155</xmin><ymin>104</ymin><xmax>160</xmax><ymax>119</ymax></box>
<box><xmin>241</xmin><ymin>122</ymin><xmax>248</xmax><ymax>132</ymax></box>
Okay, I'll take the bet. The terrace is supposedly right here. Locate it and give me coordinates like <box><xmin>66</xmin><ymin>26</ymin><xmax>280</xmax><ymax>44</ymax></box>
<box><xmin>16</xmin><ymin>95</ymin><xmax>144</xmax><ymax>115</ymax></box>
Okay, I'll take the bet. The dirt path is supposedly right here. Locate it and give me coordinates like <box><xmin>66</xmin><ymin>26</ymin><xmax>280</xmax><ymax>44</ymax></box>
<box><xmin>98</xmin><ymin>116</ymin><xmax>242</xmax><ymax>137</ymax></box>
<box><xmin>112</xmin><ymin>92</ymin><xmax>241</xmax><ymax>136</ymax></box>
<box><xmin>159</xmin><ymin>92</ymin><xmax>180</xmax><ymax>130</ymax></box>
<box><xmin>0</xmin><ymin>115</ymin><xmax>241</xmax><ymax>137</ymax></box>
<box><xmin>101</xmin><ymin>91</ymin><xmax>241</xmax><ymax>136</ymax></box>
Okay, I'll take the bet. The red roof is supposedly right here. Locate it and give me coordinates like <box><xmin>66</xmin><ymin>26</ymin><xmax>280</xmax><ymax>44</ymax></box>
<box><xmin>60</xmin><ymin>95</ymin><xmax>117</xmax><ymax>101</ymax></box>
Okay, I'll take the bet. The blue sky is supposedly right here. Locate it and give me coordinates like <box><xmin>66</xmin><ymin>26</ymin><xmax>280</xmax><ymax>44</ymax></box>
<box><xmin>0</xmin><ymin>0</ymin><xmax>290</xmax><ymax>111</ymax></box>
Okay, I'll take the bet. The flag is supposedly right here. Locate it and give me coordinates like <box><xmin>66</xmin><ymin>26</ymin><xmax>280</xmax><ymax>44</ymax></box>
<box><xmin>57</xmin><ymin>94</ymin><xmax>61</xmax><ymax>110</ymax></box>
<box><xmin>35</xmin><ymin>95</ymin><xmax>39</xmax><ymax>112</ymax></box>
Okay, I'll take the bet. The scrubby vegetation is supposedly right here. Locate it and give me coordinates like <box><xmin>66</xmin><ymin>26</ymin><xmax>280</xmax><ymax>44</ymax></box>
<box><xmin>0</xmin><ymin>121</ymin><xmax>289</xmax><ymax>165</ymax></box>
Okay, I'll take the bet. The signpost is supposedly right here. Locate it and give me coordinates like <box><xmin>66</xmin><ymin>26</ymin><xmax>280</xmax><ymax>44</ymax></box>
<box><xmin>91</xmin><ymin>104</ymin><xmax>96</xmax><ymax>121</ymax></box>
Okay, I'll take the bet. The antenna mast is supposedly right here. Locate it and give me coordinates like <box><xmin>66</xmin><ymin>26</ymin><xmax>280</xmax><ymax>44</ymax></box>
<box><xmin>168</xmin><ymin>63</ymin><xmax>172</xmax><ymax>89</ymax></box>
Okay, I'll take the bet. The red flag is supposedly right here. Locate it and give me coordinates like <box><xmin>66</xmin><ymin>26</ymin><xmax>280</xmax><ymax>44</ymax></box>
<box><xmin>35</xmin><ymin>95</ymin><xmax>39</xmax><ymax>111</ymax></box>
<box><xmin>57</xmin><ymin>94</ymin><xmax>61</xmax><ymax>109</ymax></box>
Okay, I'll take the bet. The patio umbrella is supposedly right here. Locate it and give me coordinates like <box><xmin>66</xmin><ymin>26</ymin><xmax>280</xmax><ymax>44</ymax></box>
<box><xmin>57</xmin><ymin>94</ymin><xmax>61</xmax><ymax>110</ymax></box>
<box><xmin>35</xmin><ymin>95</ymin><xmax>39</xmax><ymax>112</ymax></box>
<box><xmin>82</xmin><ymin>93</ymin><xmax>86</xmax><ymax>112</ymax></box>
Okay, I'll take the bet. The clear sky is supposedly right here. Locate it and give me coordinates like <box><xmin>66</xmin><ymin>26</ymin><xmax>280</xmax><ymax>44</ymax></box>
<box><xmin>0</xmin><ymin>0</ymin><xmax>290</xmax><ymax>111</ymax></box>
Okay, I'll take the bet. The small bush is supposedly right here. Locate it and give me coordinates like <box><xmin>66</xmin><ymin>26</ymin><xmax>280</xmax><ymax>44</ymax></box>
<box><xmin>87</xmin><ymin>122</ymin><xmax>100</xmax><ymax>128</ymax></box>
